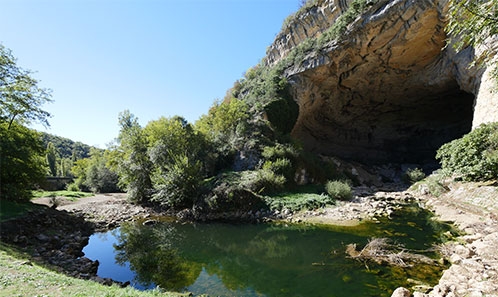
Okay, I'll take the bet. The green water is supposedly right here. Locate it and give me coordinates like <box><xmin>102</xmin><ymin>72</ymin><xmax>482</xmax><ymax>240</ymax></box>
<box><xmin>83</xmin><ymin>205</ymin><xmax>455</xmax><ymax>297</ymax></box>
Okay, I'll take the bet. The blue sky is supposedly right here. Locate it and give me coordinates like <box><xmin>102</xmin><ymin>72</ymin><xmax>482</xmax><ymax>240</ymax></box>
<box><xmin>1</xmin><ymin>0</ymin><xmax>299</xmax><ymax>147</ymax></box>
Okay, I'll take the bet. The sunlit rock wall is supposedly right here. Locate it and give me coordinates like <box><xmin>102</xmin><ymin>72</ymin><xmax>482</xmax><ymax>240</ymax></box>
<box><xmin>265</xmin><ymin>0</ymin><xmax>497</xmax><ymax>163</ymax></box>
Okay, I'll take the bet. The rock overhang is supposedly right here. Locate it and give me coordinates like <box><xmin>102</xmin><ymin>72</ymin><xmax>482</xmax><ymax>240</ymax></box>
<box><xmin>266</xmin><ymin>0</ymin><xmax>494</xmax><ymax>164</ymax></box>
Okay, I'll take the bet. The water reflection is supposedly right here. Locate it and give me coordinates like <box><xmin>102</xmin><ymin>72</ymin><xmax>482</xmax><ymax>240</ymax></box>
<box><xmin>83</xmin><ymin>206</ymin><xmax>454</xmax><ymax>297</ymax></box>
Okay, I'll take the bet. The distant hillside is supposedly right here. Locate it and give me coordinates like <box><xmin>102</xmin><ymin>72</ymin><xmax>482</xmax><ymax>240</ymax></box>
<box><xmin>39</xmin><ymin>132</ymin><xmax>96</xmax><ymax>160</ymax></box>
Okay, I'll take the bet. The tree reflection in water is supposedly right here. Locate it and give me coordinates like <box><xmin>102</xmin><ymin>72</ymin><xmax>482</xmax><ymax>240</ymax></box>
<box><xmin>106</xmin><ymin>207</ymin><xmax>453</xmax><ymax>297</ymax></box>
<box><xmin>114</xmin><ymin>222</ymin><xmax>201</xmax><ymax>291</ymax></box>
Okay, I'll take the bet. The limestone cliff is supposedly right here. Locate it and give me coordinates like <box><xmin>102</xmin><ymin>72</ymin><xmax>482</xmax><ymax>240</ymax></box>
<box><xmin>265</xmin><ymin>0</ymin><xmax>497</xmax><ymax>163</ymax></box>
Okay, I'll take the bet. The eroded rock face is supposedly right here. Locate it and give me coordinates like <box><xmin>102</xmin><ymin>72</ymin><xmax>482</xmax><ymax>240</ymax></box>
<box><xmin>266</xmin><ymin>0</ymin><xmax>497</xmax><ymax>163</ymax></box>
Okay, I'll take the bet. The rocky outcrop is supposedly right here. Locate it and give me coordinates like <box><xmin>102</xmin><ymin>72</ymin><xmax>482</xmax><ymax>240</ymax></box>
<box><xmin>265</xmin><ymin>0</ymin><xmax>497</xmax><ymax>163</ymax></box>
<box><xmin>266</xmin><ymin>0</ymin><xmax>355</xmax><ymax>66</ymax></box>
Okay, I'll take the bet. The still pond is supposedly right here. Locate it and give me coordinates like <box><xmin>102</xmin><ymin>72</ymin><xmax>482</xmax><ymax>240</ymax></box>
<box><xmin>82</xmin><ymin>205</ymin><xmax>454</xmax><ymax>297</ymax></box>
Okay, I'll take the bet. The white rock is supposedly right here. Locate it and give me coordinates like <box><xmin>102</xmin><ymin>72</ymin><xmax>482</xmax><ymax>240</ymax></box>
<box><xmin>391</xmin><ymin>287</ymin><xmax>411</xmax><ymax>297</ymax></box>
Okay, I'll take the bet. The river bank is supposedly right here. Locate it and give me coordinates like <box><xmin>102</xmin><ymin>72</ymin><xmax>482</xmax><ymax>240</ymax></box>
<box><xmin>2</xmin><ymin>181</ymin><xmax>497</xmax><ymax>296</ymax></box>
<box><xmin>396</xmin><ymin>182</ymin><xmax>498</xmax><ymax>297</ymax></box>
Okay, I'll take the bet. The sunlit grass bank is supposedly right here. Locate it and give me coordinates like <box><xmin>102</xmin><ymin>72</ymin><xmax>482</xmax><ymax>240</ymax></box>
<box><xmin>31</xmin><ymin>190</ymin><xmax>94</xmax><ymax>199</ymax></box>
<box><xmin>0</xmin><ymin>243</ymin><xmax>186</xmax><ymax>297</ymax></box>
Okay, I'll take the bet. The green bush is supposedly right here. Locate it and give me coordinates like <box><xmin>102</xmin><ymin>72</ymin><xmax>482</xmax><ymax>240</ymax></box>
<box><xmin>242</xmin><ymin>169</ymin><xmax>286</xmax><ymax>195</ymax></box>
<box><xmin>403</xmin><ymin>168</ymin><xmax>426</xmax><ymax>184</ymax></box>
<box><xmin>151</xmin><ymin>154</ymin><xmax>203</xmax><ymax>208</ymax></box>
<box><xmin>264</xmin><ymin>96</ymin><xmax>299</xmax><ymax>135</ymax></box>
<box><xmin>436</xmin><ymin>122</ymin><xmax>498</xmax><ymax>181</ymax></box>
<box><xmin>410</xmin><ymin>171</ymin><xmax>449</xmax><ymax>197</ymax></box>
<box><xmin>66</xmin><ymin>183</ymin><xmax>80</xmax><ymax>192</ymax></box>
<box><xmin>262</xmin><ymin>143</ymin><xmax>299</xmax><ymax>161</ymax></box>
<box><xmin>325</xmin><ymin>180</ymin><xmax>353</xmax><ymax>201</ymax></box>
<box><xmin>262</xmin><ymin>158</ymin><xmax>293</xmax><ymax>180</ymax></box>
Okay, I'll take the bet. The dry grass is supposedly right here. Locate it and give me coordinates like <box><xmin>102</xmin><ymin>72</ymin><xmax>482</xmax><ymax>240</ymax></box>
<box><xmin>346</xmin><ymin>238</ymin><xmax>436</xmax><ymax>267</ymax></box>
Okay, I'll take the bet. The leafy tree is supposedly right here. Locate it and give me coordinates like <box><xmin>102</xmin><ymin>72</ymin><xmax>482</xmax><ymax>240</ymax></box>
<box><xmin>0</xmin><ymin>45</ymin><xmax>52</xmax><ymax>201</ymax></box>
<box><xmin>145</xmin><ymin>116</ymin><xmax>205</xmax><ymax>168</ymax></box>
<box><xmin>195</xmin><ymin>98</ymin><xmax>249</xmax><ymax>139</ymax></box>
<box><xmin>151</xmin><ymin>153</ymin><xmax>204</xmax><ymax>208</ymax></box>
<box><xmin>71</xmin><ymin>148</ymin><xmax>121</xmax><ymax>193</ymax></box>
<box><xmin>0</xmin><ymin>44</ymin><xmax>52</xmax><ymax>129</ymax></box>
<box><xmin>196</xmin><ymin>98</ymin><xmax>258</xmax><ymax>172</ymax></box>
<box><xmin>117</xmin><ymin>110</ymin><xmax>153</xmax><ymax>203</ymax></box>
<box><xmin>46</xmin><ymin>142</ymin><xmax>59</xmax><ymax>176</ymax></box>
<box><xmin>446</xmin><ymin>0</ymin><xmax>498</xmax><ymax>67</ymax></box>
<box><xmin>0</xmin><ymin>123</ymin><xmax>46</xmax><ymax>201</ymax></box>
<box><xmin>58</xmin><ymin>157</ymin><xmax>74</xmax><ymax>177</ymax></box>
<box><xmin>71</xmin><ymin>158</ymin><xmax>90</xmax><ymax>192</ymax></box>
<box><xmin>145</xmin><ymin>116</ymin><xmax>208</xmax><ymax>207</ymax></box>
<box><xmin>84</xmin><ymin>149</ymin><xmax>120</xmax><ymax>193</ymax></box>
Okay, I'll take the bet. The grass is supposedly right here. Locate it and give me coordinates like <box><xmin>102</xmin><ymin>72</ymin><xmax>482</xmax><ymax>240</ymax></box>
<box><xmin>0</xmin><ymin>200</ymin><xmax>46</xmax><ymax>222</ymax></box>
<box><xmin>31</xmin><ymin>190</ymin><xmax>94</xmax><ymax>200</ymax></box>
<box><xmin>265</xmin><ymin>185</ymin><xmax>336</xmax><ymax>212</ymax></box>
<box><xmin>0</xmin><ymin>243</ymin><xmax>186</xmax><ymax>297</ymax></box>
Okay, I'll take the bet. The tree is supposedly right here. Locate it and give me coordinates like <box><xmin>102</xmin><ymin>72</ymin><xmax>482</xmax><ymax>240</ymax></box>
<box><xmin>0</xmin><ymin>123</ymin><xmax>46</xmax><ymax>201</ymax></box>
<box><xmin>72</xmin><ymin>158</ymin><xmax>90</xmax><ymax>192</ymax></box>
<box><xmin>0</xmin><ymin>44</ymin><xmax>52</xmax><ymax>129</ymax></box>
<box><xmin>117</xmin><ymin>110</ymin><xmax>153</xmax><ymax>203</ymax></box>
<box><xmin>145</xmin><ymin>116</ymin><xmax>208</xmax><ymax>207</ymax></box>
<box><xmin>46</xmin><ymin>142</ymin><xmax>59</xmax><ymax>176</ymax></box>
<box><xmin>0</xmin><ymin>45</ymin><xmax>52</xmax><ymax>201</ymax></box>
<box><xmin>151</xmin><ymin>153</ymin><xmax>204</xmax><ymax>208</ymax></box>
<box><xmin>446</xmin><ymin>0</ymin><xmax>498</xmax><ymax>66</ymax></box>
<box><xmin>84</xmin><ymin>149</ymin><xmax>120</xmax><ymax>193</ymax></box>
<box><xmin>195</xmin><ymin>98</ymin><xmax>249</xmax><ymax>139</ymax></box>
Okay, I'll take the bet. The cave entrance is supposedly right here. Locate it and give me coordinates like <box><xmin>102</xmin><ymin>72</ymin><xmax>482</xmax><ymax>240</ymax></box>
<box><xmin>375</xmin><ymin>88</ymin><xmax>475</xmax><ymax>164</ymax></box>
<box><xmin>294</xmin><ymin>86</ymin><xmax>476</xmax><ymax>165</ymax></box>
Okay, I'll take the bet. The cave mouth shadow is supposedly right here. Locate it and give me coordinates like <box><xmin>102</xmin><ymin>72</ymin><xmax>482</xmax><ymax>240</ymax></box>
<box><xmin>377</xmin><ymin>89</ymin><xmax>476</xmax><ymax>165</ymax></box>
<box><xmin>308</xmin><ymin>88</ymin><xmax>476</xmax><ymax>168</ymax></box>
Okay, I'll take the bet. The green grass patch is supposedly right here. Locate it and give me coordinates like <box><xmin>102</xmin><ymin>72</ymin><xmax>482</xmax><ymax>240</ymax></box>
<box><xmin>0</xmin><ymin>242</ymin><xmax>187</xmax><ymax>297</ymax></box>
<box><xmin>31</xmin><ymin>190</ymin><xmax>93</xmax><ymax>200</ymax></box>
<box><xmin>0</xmin><ymin>200</ymin><xmax>45</xmax><ymax>222</ymax></box>
<box><xmin>265</xmin><ymin>185</ymin><xmax>335</xmax><ymax>212</ymax></box>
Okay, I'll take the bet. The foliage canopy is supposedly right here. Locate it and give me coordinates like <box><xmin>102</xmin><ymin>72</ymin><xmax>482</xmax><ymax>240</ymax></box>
<box><xmin>446</xmin><ymin>0</ymin><xmax>498</xmax><ymax>66</ymax></box>
<box><xmin>0</xmin><ymin>44</ymin><xmax>52</xmax><ymax>129</ymax></box>
<box><xmin>0</xmin><ymin>123</ymin><xmax>46</xmax><ymax>201</ymax></box>
<box><xmin>0</xmin><ymin>45</ymin><xmax>52</xmax><ymax>201</ymax></box>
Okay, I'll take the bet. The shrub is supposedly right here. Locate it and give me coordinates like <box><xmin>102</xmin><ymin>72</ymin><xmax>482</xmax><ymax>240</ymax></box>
<box><xmin>403</xmin><ymin>168</ymin><xmax>426</xmax><ymax>184</ymax></box>
<box><xmin>151</xmin><ymin>154</ymin><xmax>203</xmax><ymax>208</ymax></box>
<box><xmin>66</xmin><ymin>183</ymin><xmax>80</xmax><ymax>192</ymax></box>
<box><xmin>261</xmin><ymin>143</ymin><xmax>299</xmax><ymax>161</ymax></box>
<box><xmin>436</xmin><ymin>122</ymin><xmax>498</xmax><ymax>181</ymax></box>
<box><xmin>325</xmin><ymin>180</ymin><xmax>353</xmax><ymax>201</ymax></box>
<box><xmin>262</xmin><ymin>158</ymin><xmax>293</xmax><ymax>180</ymax></box>
<box><xmin>410</xmin><ymin>171</ymin><xmax>449</xmax><ymax>197</ymax></box>
<box><xmin>242</xmin><ymin>169</ymin><xmax>286</xmax><ymax>195</ymax></box>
